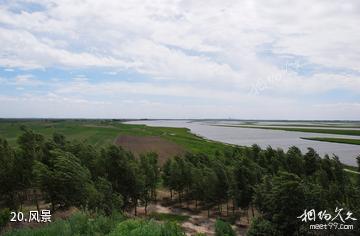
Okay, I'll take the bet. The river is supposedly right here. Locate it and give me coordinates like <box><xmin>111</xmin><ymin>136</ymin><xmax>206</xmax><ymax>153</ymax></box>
<box><xmin>126</xmin><ymin>120</ymin><xmax>360</xmax><ymax>166</ymax></box>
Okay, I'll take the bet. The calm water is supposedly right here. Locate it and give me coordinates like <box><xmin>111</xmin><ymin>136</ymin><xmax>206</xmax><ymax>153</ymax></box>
<box><xmin>126</xmin><ymin>120</ymin><xmax>360</xmax><ymax>166</ymax></box>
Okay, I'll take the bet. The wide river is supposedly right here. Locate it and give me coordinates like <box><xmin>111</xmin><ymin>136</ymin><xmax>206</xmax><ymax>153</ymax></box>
<box><xmin>126</xmin><ymin>120</ymin><xmax>360</xmax><ymax>166</ymax></box>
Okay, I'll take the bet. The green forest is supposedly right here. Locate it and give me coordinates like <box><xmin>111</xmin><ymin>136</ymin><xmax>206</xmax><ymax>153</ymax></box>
<box><xmin>1</xmin><ymin>122</ymin><xmax>360</xmax><ymax>235</ymax></box>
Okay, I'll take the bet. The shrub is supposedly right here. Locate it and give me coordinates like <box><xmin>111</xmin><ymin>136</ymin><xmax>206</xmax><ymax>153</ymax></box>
<box><xmin>214</xmin><ymin>219</ymin><xmax>236</xmax><ymax>236</ymax></box>
<box><xmin>4</xmin><ymin>220</ymin><xmax>71</xmax><ymax>236</ymax></box>
<box><xmin>0</xmin><ymin>208</ymin><xmax>10</xmax><ymax>232</ymax></box>
<box><xmin>148</xmin><ymin>212</ymin><xmax>189</xmax><ymax>222</ymax></box>
<box><xmin>246</xmin><ymin>217</ymin><xmax>280</xmax><ymax>236</ymax></box>
<box><xmin>110</xmin><ymin>219</ymin><xmax>184</xmax><ymax>236</ymax></box>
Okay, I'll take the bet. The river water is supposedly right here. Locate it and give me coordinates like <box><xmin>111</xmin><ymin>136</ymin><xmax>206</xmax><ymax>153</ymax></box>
<box><xmin>126</xmin><ymin>120</ymin><xmax>360</xmax><ymax>166</ymax></box>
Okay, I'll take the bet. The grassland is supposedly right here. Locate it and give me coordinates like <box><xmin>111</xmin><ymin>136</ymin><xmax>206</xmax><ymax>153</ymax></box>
<box><xmin>263</xmin><ymin>123</ymin><xmax>360</xmax><ymax>128</ymax></box>
<box><xmin>301</xmin><ymin>137</ymin><xmax>360</xmax><ymax>145</ymax></box>
<box><xmin>0</xmin><ymin>119</ymin><xmax>228</xmax><ymax>155</ymax></box>
<box><xmin>215</xmin><ymin>124</ymin><xmax>360</xmax><ymax>136</ymax></box>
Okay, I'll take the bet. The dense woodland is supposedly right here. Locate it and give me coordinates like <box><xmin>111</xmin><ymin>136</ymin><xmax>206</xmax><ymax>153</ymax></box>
<box><xmin>1</xmin><ymin>126</ymin><xmax>360</xmax><ymax>235</ymax></box>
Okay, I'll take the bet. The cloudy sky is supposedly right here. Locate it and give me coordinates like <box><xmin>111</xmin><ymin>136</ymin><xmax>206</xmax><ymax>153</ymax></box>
<box><xmin>0</xmin><ymin>0</ymin><xmax>359</xmax><ymax>119</ymax></box>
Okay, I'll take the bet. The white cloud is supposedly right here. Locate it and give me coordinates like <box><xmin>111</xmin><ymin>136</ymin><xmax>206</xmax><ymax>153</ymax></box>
<box><xmin>0</xmin><ymin>74</ymin><xmax>43</xmax><ymax>86</ymax></box>
<box><xmin>14</xmin><ymin>74</ymin><xmax>43</xmax><ymax>86</ymax></box>
<box><xmin>0</xmin><ymin>27</ymin><xmax>133</xmax><ymax>69</ymax></box>
<box><xmin>0</xmin><ymin>0</ymin><xmax>359</xmax><ymax>118</ymax></box>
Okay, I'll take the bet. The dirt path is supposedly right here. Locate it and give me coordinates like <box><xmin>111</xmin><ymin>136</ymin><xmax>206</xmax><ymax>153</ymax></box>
<box><xmin>145</xmin><ymin>202</ymin><xmax>216</xmax><ymax>235</ymax></box>
<box><xmin>134</xmin><ymin>189</ymin><xmax>248</xmax><ymax>235</ymax></box>
<box><xmin>143</xmin><ymin>201</ymin><xmax>248</xmax><ymax>236</ymax></box>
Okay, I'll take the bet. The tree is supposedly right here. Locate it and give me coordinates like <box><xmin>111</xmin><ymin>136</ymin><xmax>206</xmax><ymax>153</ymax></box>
<box><xmin>201</xmin><ymin>167</ymin><xmax>218</xmax><ymax>217</ymax></box>
<box><xmin>17</xmin><ymin>126</ymin><xmax>45</xmax><ymax>162</ymax></box>
<box><xmin>36</xmin><ymin>150</ymin><xmax>92</xmax><ymax>210</ymax></box>
<box><xmin>331</xmin><ymin>155</ymin><xmax>346</xmax><ymax>192</ymax></box>
<box><xmin>0</xmin><ymin>138</ymin><xmax>18</xmax><ymax>210</ymax></box>
<box><xmin>232</xmin><ymin>158</ymin><xmax>260</xmax><ymax>219</ymax></box>
<box><xmin>102</xmin><ymin>145</ymin><xmax>137</xmax><ymax>206</ymax></box>
<box><xmin>68</xmin><ymin>141</ymin><xmax>100</xmax><ymax>179</ymax></box>
<box><xmin>52</xmin><ymin>132</ymin><xmax>67</xmax><ymax>148</ymax></box>
<box><xmin>169</xmin><ymin>157</ymin><xmax>187</xmax><ymax>204</ymax></box>
<box><xmin>86</xmin><ymin>177</ymin><xmax>123</xmax><ymax>215</ymax></box>
<box><xmin>285</xmin><ymin>146</ymin><xmax>304</xmax><ymax>176</ymax></box>
<box><xmin>254</xmin><ymin>172</ymin><xmax>307</xmax><ymax>235</ymax></box>
<box><xmin>162</xmin><ymin>159</ymin><xmax>173</xmax><ymax>199</ymax></box>
<box><xmin>227</xmin><ymin>166</ymin><xmax>239</xmax><ymax>216</ymax></box>
<box><xmin>211</xmin><ymin>160</ymin><xmax>231</xmax><ymax>214</ymax></box>
<box><xmin>16</xmin><ymin>127</ymin><xmax>46</xmax><ymax>205</ymax></box>
<box><xmin>250</xmin><ymin>144</ymin><xmax>261</xmax><ymax>162</ymax></box>
<box><xmin>235</xmin><ymin>166</ymin><xmax>253</xmax><ymax>210</ymax></box>
<box><xmin>139</xmin><ymin>152</ymin><xmax>159</xmax><ymax>215</ymax></box>
<box><xmin>128</xmin><ymin>161</ymin><xmax>145</xmax><ymax>216</ymax></box>
<box><xmin>162</xmin><ymin>157</ymin><xmax>190</xmax><ymax>204</ymax></box>
<box><xmin>304</xmin><ymin>148</ymin><xmax>321</xmax><ymax>176</ymax></box>
<box><xmin>190</xmin><ymin>166</ymin><xmax>203</xmax><ymax>209</ymax></box>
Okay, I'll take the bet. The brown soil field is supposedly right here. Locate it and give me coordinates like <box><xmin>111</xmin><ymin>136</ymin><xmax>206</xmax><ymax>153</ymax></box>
<box><xmin>115</xmin><ymin>135</ymin><xmax>186</xmax><ymax>165</ymax></box>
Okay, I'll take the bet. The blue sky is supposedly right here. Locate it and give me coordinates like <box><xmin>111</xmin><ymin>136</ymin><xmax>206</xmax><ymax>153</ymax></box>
<box><xmin>0</xmin><ymin>0</ymin><xmax>359</xmax><ymax>119</ymax></box>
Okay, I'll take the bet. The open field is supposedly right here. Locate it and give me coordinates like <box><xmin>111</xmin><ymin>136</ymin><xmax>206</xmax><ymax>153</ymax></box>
<box><xmin>301</xmin><ymin>137</ymin><xmax>360</xmax><ymax>145</ymax></box>
<box><xmin>115</xmin><ymin>135</ymin><xmax>186</xmax><ymax>165</ymax></box>
<box><xmin>0</xmin><ymin>119</ymin><xmax>228</xmax><ymax>155</ymax></box>
<box><xmin>215</xmin><ymin>124</ymin><xmax>360</xmax><ymax>136</ymax></box>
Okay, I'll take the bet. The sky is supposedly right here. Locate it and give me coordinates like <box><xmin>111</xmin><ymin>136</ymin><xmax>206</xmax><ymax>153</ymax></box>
<box><xmin>0</xmin><ymin>0</ymin><xmax>359</xmax><ymax>119</ymax></box>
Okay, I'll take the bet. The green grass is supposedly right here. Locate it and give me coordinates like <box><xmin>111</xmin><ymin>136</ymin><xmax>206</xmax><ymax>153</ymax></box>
<box><xmin>0</xmin><ymin>119</ymin><xmax>228</xmax><ymax>155</ymax></box>
<box><xmin>344</xmin><ymin>169</ymin><xmax>360</xmax><ymax>175</ymax></box>
<box><xmin>215</xmin><ymin>124</ymin><xmax>360</xmax><ymax>136</ymax></box>
<box><xmin>263</xmin><ymin>123</ymin><xmax>360</xmax><ymax>128</ymax></box>
<box><xmin>344</xmin><ymin>168</ymin><xmax>360</xmax><ymax>185</ymax></box>
<box><xmin>301</xmin><ymin>137</ymin><xmax>360</xmax><ymax>145</ymax></box>
<box><xmin>148</xmin><ymin>212</ymin><xmax>190</xmax><ymax>222</ymax></box>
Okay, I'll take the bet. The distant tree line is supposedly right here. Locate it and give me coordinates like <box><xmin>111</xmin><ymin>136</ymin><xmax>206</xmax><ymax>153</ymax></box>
<box><xmin>1</xmin><ymin>127</ymin><xmax>360</xmax><ymax>235</ymax></box>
